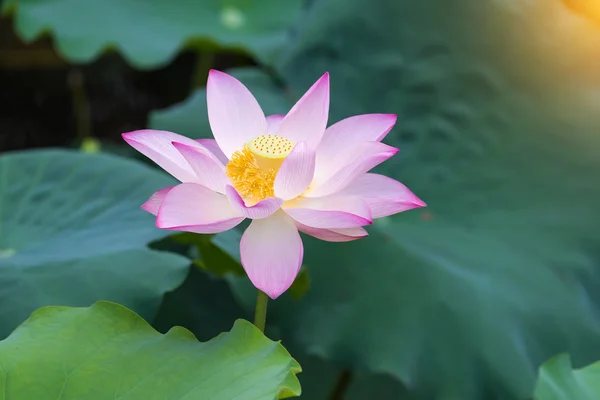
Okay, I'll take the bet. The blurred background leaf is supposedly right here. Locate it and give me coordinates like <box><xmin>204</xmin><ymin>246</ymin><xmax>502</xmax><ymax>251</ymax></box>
<box><xmin>0</xmin><ymin>150</ymin><xmax>189</xmax><ymax>338</ymax></box>
<box><xmin>2</xmin><ymin>0</ymin><xmax>302</xmax><ymax>68</ymax></box>
<box><xmin>534</xmin><ymin>354</ymin><xmax>600</xmax><ymax>400</ymax></box>
<box><xmin>0</xmin><ymin>301</ymin><xmax>301</xmax><ymax>399</ymax></box>
<box><xmin>153</xmin><ymin>266</ymin><xmax>249</xmax><ymax>341</ymax></box>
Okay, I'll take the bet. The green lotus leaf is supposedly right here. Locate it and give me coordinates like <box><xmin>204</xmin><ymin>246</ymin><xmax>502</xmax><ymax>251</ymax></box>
<box><xmin>0</xmin><ymin>301</ymin><xmax>301</xmax><ymax>399</ymax></box>
<box><xmin>2</xmin><ymin>0</ymin><xmax>302</xmax><ymax>67</ymax></box>
<box><xmin>534</xmin><ymin>354</ymin><xmax>600</xmax><ymax>400</ymax></box>
<box><xmin>0</xmin><ymin>149</ymin><xmax>189</xmax><ymax>338</ymax></box>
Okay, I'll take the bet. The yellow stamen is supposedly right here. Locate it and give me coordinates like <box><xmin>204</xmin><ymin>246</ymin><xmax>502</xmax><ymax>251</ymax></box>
<box><xmin>226</xmin><ymin>134</ymin><xmax>294</xmax><ymax>204</ymax></box>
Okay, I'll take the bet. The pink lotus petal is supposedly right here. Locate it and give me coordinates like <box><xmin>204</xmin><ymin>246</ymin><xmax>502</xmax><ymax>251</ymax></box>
<box><xmin>296</xmin><ymin>223</ymin><xmax>368</xmax><ymax>242</ymax></box>
<box><xmin>307</xmin><ymin>141</ymin><xmax>398</xmax><ymax>198</ymax></box>
<box><xmin>240</xmin><ymin>211</ymin><xmax>303</xmax><ymax>299</ymax></box>
<box><xmin>266</xmin><ymin>114</ymin><xmax>284</xmax><ymax>134</ymax></box>
<box><xmin>338</xmin><ymin>173</ymin><xmax>426</xmax><ymax>218</ymax></box>
<box><xmin>283</xmin><ymin>195</ymin><xmax>372</xmax><ymax>229</ymax></box>
<box><xmin>275</xmin><ymin>73</ymin><xmax>329</xmax><ymax>148</ymax></box>
<box><xmin>207</xmin><ymin>70</ymin><xmax>267</xmax><ymax>158</ymax></box>
<box><xmin>122</xmin><ymin>130</ymin><xmax>204</xmax><ymax>183</ymax></box>
<box><xmin>172</xmin><ymin>142</ymin><xmax>229</xmax><ymax>194</ymax></box>
<box><xmin>157</xmin><ymin>183</ymin><xmax>243</xmax><ymax>233</ymax></box>
<box><xmin>316</xmin><ymin>114</ymin><xmax>396</xmax><ymax>172</ymax></box>
<box><xmin>225</xmin><ymin>185</ymin><xmax>283</xmax><ymax>219</ymax></box>
<box><xmin>274</xmin><ymin>142</ymin><xmax>316</xmax><ymax>201</ymax></box>
<box><xmin>141</xmin><ymin>186</ymin><xmax>175</xmax><ymax>216</ymax></box>
<box><xmin>195</xmin><ymin>138</ymin><xmax>228</xmax><ymax>164</ymax></box>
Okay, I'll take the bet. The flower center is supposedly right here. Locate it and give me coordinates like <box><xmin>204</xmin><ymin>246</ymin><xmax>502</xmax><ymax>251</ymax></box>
<box><xmin>225</xmin><ymin>134</ymin><xmax>293</xmax><ymax>204</ymax></box>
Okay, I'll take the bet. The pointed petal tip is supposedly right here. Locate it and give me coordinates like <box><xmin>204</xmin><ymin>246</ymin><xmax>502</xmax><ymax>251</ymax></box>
<box><xmin>356</xmin><ymin>216</ymin><xmax>373</xmax><ymax>226</ymax></box>
<box><xmin>255</xmin><ymin>255</ymin><xmax>303</xmax><ymax>300</ymax></box>
<box><xmin>208</xmin><ymin>69</ymin><xmax>224</xmax><ymax>77</ymax></box>
<box><xmin>415</xmin><ymin>198</ymin><xmax>427</xmax><ymax>207</ymax></box>
<box><xmin>121</xmin><ymin>129</ymin><xmax>184</xmax><ymax>146</ymax></box>
<box><xmin>207</xmin><ymin>69</ymin><xmax>232</xmax><ymax>86</ymax></box>
<box><xmin>263</xmin><ymin>288</ymin><xmax>284</xmax><ymax>300</ymax></box>
<box><xmin>317</xmin><ymin>71</ymin><xmax>330</xmax><ymax>85</ymax></box>
<box><xmin>141</xmin><ymin>186</ymin><xmax>174</xmax><ymax>216</ymax></box>
<box><xmin>121</xmin><ymin>129</ymin><xmax>157</xmax><ymax>141</ymax></box>
<box><xmin>380</xmin><ymin>114</ymin><xmax>398</xmax><ymax>137</ymax></box>
<box><xmin>121</xmin><ymin>131</ymin><xmax>138</xmax><ymax>142</ymax></box>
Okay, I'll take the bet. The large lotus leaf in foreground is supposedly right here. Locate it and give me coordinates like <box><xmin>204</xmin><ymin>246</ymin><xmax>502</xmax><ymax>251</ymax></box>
<box><xmin>0</xmin><ymin>301</ymin><xmax>301</xmax><ymax>399</ymax></box>
<box><xmin>2</xmin><ymin>0</ymin><xmax>301</xmax><ymax>67</ymax></box>
<box><xmin>0</xmin><ymin>149</ymin><xmax>189</xmax><ymax>338</ymax></box>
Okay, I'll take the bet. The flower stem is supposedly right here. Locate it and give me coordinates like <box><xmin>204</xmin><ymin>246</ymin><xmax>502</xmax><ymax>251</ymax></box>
<box><xmin>253</xmin><ymin>290</ymin><xmax>269</xmax><ymax>333</ymax></box>
<box><xmin>329</xmin><ymin>370</ymin><xmax>353</xmax><ymax>400</ymax></box>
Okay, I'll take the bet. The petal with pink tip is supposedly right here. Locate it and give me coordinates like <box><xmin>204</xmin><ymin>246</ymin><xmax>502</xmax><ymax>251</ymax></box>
<box><xmin>266</xmin><ymin>114</ymin><xmax>284</xmax><ymax>134</ymax></box>
<box><xmin>172</xmin><ymin>142</ymin><xmax>228</xmax><ymax>194</ymax></box>
<box><xmin>274</xmin><ymin>142</ymin><xmax>316</xmax><ymax>201</ymax></box>
<box><xmin>338</xmin><ymin>173</ymin><xmax>426</xmax><ymax>218</ymax></box>
<box><xmin>225</xmin><ymin>185</ymin><xmax>283</xmax><ymax>219</ymax></box>
<box><xmin>141</xmin><ymin>186</ymin><xmax>175</xmax><ymax>216</ymax></box>
<box><xmin>240</xmin><ymin>211</ymin><xmax>303</xmax><ymax>299</ymax></box>
<box><xmin>122</xmin><ymin>130</ymin><xmax>203</xmax><ymax>182</ymax></box>
<box><xmin>207</xmin><ymin>70</ymin><xmax>267</xmax><ymax>158</ymax></box>
<box><xmin>283</xmin><ymin>195</ymin><xmax>371</xmax><ymax>229</ymax></box>
<box><xmin>275</xmin><ymin>73</ymin><xmax>329</xmax><ymax>148</ymax></box>
<box><xmin>306</xmin><ymin>141</ymin><xmax>398</xmax><ymax>198</ymax></box>
<box><xmin>316</xmin><ymin>114</ymin><xmax>397</xmax><ymax>172</ymax></box>
<box><xmin>195</xmin><ymin>138</ymin><xmax>228</xmax><ymax>164</ymax></box>
<box><xmin>296</xmin><ymin>223</ymin><xmax>368</xmax><ymax>242</ymax></box>
<box><xmin>156</xmin><ymin>183</ymin><xmax>243</xmax><ymax>234</ymax></box>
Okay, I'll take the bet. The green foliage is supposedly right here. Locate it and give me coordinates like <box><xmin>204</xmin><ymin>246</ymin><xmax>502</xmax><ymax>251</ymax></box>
<box><xmin>153</xmin><ymin>266</ymin><xmax>249</xmax><ymax>341</ymax></box>
<box><xmin>2</xmin><ymin>0</ymin><xmax>302</xmax><ymax>68</ymax></box>
<box><xmin>0</xmin><ymin>150</ymin><xmax>189</xmax><ymax>338</ymax></box>
<box><xmin>288</xmin><ymin>267</ymin><xmax>310</xmax><ymax>301</ymax></box>
<box><xmin>0</xmin><ymin>301</ymin><xmax>301</xmax><ymax>399</ymax></box>
<box><xmin>534</xmin><ymin>354</ymin><xmax>600</xmax><ymax>400</ymax></box>
<box><xmin>166</xmin><ymin>232</ymin><xmax>244</xmax><ymax>276</ymax></box>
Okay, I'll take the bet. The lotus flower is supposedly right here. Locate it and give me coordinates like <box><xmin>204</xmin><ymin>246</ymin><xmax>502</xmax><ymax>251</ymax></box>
<box><xmin>123</xmin><ymin>70</ymin><xmax>425</xmax><ymax>299</ymax></box>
